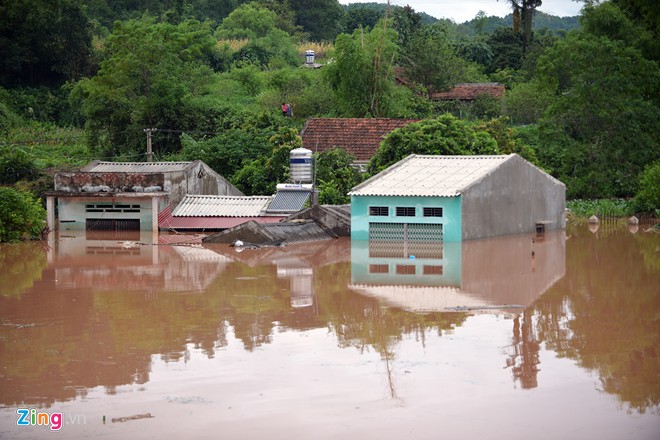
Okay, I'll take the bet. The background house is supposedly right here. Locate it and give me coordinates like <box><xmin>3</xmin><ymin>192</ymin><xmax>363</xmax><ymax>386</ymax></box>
<box><xmin>47</xmin><ymin>160</ymin><xmax>242</xmax><ymax>231</ymax></box>
<box><xmin>430</xmin><ymin>82</ymin><xmax>506</xmax><ymax>101</ymax></box>
<box><xmin>349</xmin><ymin>154</ymin><xmax>565</xmax><ymax>242</ymax></box>
<box><xmin>300</xmin><ymin>118</ymin><xmax>418</xmax><ymax>168</ymax></box>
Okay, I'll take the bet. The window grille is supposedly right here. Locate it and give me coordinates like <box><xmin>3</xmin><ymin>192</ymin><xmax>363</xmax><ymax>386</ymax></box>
<box><xmin>396</xmin><ymin>207</ymin><xmax>415</xmax><ymax>216</ymax></box>
<box><xmin>423</xmin><ymin>207</ymin><xmax>443</xmax><ymax>217</ymax></box>
<box><xmin>369</xmin><ymin>206</ymin><xmax>389</xmax><ymax>216</ymax></box>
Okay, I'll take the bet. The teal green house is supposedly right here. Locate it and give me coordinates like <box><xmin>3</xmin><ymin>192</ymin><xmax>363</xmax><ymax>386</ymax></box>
<box><xmin>349</xmin><ymin>154</ymin><xmax>566</xmax><ymax>243</ymax></box>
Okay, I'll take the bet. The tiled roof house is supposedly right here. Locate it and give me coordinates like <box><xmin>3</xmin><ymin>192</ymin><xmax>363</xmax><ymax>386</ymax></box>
<box><xmin>430</xmin><ymin>83</ymin><xmax>506</xmax><ymax>101</ymax></box>
<box><xmin>300</xmin><ymin>118</ymin><xmax>419</xmax><ymax>165</ymax></box>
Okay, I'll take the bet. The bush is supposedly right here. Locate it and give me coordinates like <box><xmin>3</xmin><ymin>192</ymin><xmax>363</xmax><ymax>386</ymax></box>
<box><xmin>0</xmin><ymin>147</ymin><xmax>39</xmax><ymax>184</ymax></box>
<box><xmin>633</xmin><ymin>161</ymin><xmax>660</xmax><ymax>214</ymax></box>
<box><xmin>0</xmin><ymin>187</ymin><xmax>46</xmax><ymax>242</ymax></box>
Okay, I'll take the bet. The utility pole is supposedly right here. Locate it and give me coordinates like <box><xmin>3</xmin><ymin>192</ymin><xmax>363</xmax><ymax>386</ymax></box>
<box><xmin>143</xmin><ymin>128</ymin><xmax>155</xmax><ymax>162</ymax></box>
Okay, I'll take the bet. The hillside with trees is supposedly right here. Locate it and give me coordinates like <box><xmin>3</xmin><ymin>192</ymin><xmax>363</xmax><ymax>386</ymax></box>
<box><xmin>0</xmin><ymin>0</ymin><xmax>658</xmax><ymax>239</ymax></box>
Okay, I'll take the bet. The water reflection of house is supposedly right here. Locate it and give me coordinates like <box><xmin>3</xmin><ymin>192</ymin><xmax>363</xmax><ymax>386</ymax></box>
<box><xmin>49</xmin><ymin>231</ymin><xmax>228</xmax><ymax>293</ymax></box>
<box><xmin>208</xmin><ymin>239</ymin><xmax>352</xmax><ymax>309</ymax></box>
<box><xmin>350</xmin><ymin>231</ymin><xmax>566</xmax><ymax>313</ymax></box>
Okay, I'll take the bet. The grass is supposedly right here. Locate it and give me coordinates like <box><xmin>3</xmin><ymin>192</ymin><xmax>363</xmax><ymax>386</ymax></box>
<box><xmin>1</xmin><ymin>121</ymin><xmax>91</xmax><ymax>169</ymax></box>
<box><xmin>566</xmin><ymin>199</ymin><xmax>635</xmax><ymax>218</ymax></box>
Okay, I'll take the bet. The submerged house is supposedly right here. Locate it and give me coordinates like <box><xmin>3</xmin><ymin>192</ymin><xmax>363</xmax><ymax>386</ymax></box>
<box><xmin>47</xmin><ymin>161</ymin><xmax>242</xmax><ymax>231</ymax></box>
<box><xmin>159</xmin><ymin>195</ymin><xmax>287</xmax><ymax>231</ymax></box>
<box><xmin>349</xmin><ymin>154</ymin><xmax>566</xmax><ymax>242</ymax></box>
<box><xmin>300</xmin><ymin>118</ymin><xmax>418</xmax><ymax>168</ymax></box>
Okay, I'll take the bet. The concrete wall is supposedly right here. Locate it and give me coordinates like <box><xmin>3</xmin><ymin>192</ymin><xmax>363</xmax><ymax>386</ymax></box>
<box><xmin>55</xmin><ymin>172</ymin><xmax>165</xmax><ymax>193</ymax></box>
<box><xmin>167</xmin><ymin>161</ymin><xmax>243</xmax><ymax>209</ymax></box>
<box><xmin>57</xmin><ymin>196</ymin><xmax>157</xmax><ymax>230</ymax></box>
<box><xmin>350</xmin><ymin>195</ymin><xmax>462</xmax><ymax>242</ymax></box>
<box><xmin>461</xmin><ymin>155</ymin><xmax>565</xmax><ymax>240</ymax></box>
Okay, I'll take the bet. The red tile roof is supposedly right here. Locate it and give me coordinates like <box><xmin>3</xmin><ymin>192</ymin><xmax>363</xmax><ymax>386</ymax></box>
<box><xmin>301</xmin><ymin>118</ymin><xmax>419</xmax><ymax>162</ymax></box>
<box><xmin>430</xmin><ymin>83</ymin><xmax>506</xmax><ymax>101</ymax></box>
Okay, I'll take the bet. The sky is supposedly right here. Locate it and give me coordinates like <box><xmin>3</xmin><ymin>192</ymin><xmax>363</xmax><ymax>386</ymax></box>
<box><xmin>338</xmin><ymin>1</ymin><xmax>585</xmax><ymax>24</ymax></box>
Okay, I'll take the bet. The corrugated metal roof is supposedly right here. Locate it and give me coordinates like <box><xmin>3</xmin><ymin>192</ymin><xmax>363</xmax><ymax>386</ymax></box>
<box><xmin>161</xmin><ymin>214</ymin><xmax>285</xmax><ymax>230</ymax></box>
<box><xmin>349</xmin><ymin>154</ymin><xmax>512</xmax><ymax>197</ymax></box>
<box><xmin>267</xmin><ymin>190</ymin><xmax>311</xmax><ymax>212</ymax></box>
<box><xmin>87</xmin><ymin>161</ymin><xmax>193</xmax><ymax>173</ymax></box>
<box><xmin>172</xmin><ymin>195</ymin><xmax>273</xmax><ymax>217</ymax></box>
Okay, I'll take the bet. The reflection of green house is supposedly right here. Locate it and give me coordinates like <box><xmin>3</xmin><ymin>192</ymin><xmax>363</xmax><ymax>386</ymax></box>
<box><xmin>349</xmin><ymin>154</ymin><xmax>566</xmax><ymax>242</ymax></box>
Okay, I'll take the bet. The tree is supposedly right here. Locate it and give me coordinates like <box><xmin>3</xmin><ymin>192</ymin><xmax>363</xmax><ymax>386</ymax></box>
<box><xmin>216</xmin><ymin>3</ymin><xmax>298</xmax><ymax>69</ymax></box>
<box><xmin>0</xmin><ymin>187</ymin><xmax>46</xmax><ymax>242</ymax></box>
<box><xmin>368</xmin><ymin>115</ymin><xmax>499</xmax><ymax>174</ymax></box>
<box><xmin>290</xmin><ymin>0</ymin><xmax>343</xmax><ymax>42</ymax></box>
<box><xmin>74</xmin><ymin>17</ymin><xmax>217</xmax><ymax>157</ymax></box>
<box><xmin>535</xmin><ymin>17</ymin><xmax>660</xmax><ymax>198</ymax></box>
<box><xmin>403</xmin><ymin>24</ymin><xmax>473</xmax><ymax>95</ymax></box>
<box><xmin>0</xmin><ymin>0</ymin><xmax>93</xmax><ymax>86</ymax></box>
<box><xmin>632</xmin><ymin>160</ymin><xmax>660</xmax><ymax>214</ymax></box>
<box><xmin>231</xmin><ymin>127</ymin><xmax>301</xmax><ymax>195</ymax></box>
<box><xmin>315</xmin><ymin>148</ymin><xmax>364</xmax><ymax>204</ymax></box>
<box><xmin>342</xmin><ymin>6</ymin><xmax>383</xmax><ymax>34</ymax></box>
<box><xmin>500</xmin><ymin>0</ymin><xmax>543</xmax><ymax>55</ymax></box>
<box><xmin>486</xmin><ymin>28</ymin><xmax>524</xmax><ymax>73</ymax></box>
<box><xmin>326</xmin><ymin>22</ymin><xmax>400</xmax><ymax>117</ymax></box>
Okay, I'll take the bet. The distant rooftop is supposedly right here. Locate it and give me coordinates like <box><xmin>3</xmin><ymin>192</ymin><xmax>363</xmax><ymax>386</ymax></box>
<box><xmin>172</xmin><ymin>195</ymin><xmax>273</xmax><ymax>217</ymax></box>
<box><xmin>83</xmin><ymin>161</ymin><xmax>194</xmax><ymax>173</ymax></box>
<box><xmin>349</xmin><ymin>154</ymin><xmax>512</xmax><ymax>197</ymax></box>
<box><xmin>430</xmin><ymin>83</ymin><xmax>506</xmax><ymax>101</ymax></box>
<box><xmin>301</xmin><ymin>118</ymin><xmax>418</xmax><ymax>162</ymax></box>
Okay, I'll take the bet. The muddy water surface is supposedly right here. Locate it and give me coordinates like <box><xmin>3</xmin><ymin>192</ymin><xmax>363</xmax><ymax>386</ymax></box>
<box><xmin>0</xmin><ymin>225</ymin><xmax>658</xmax><ymax>439</ymax></box>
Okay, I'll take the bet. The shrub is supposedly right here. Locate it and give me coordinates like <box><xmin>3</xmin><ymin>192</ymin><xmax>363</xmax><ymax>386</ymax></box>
<box><xmin>0</xmin><ymin>187</ymin><xmax>46</xmax><ymax>242</ymax></box>
<box><xmin>633</xmin><ymin>161</ymin><xmax>660</xmax><ymax>214</ymax></box>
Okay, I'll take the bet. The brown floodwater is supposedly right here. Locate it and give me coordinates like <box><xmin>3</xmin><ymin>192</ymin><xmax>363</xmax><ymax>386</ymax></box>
<box><xmin>0</xmin><ymin>224</ymin><xmax>658</xmax><ymax>439</ymax></box>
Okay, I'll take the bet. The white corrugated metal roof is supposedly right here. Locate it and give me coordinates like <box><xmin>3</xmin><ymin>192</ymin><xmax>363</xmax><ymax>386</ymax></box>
<box><xmin>348</xmin><ymin>154</ymin><xmax>513</xmax><ymax>197</ymax></box>
<box><xmin>87</xmin><ymin>161</ymin><xmax>193</xmax><ymax>173</ymax></box>
<box><xmin>172</xmin><ymin>195</ymin><xmax>273</xmax><ymax>217</ymax></box>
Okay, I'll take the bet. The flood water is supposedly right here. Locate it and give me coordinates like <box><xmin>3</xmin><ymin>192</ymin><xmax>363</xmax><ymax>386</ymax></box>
<box><xmin>0</xmin><ymin>224</ymin><xmax>658</xmax><ymax>439</ymax></box>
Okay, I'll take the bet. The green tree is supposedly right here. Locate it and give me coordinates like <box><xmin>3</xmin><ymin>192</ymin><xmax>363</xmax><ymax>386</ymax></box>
<box><xmin>231</xmin><ymin>128</ymin><xmax>300</xmax><ymax>195</ymax></box>
<box><xmin>75</xmin><ymin>17</ymin><xmax>217</xmax><ymax>157</ymax></box>
<box><xmin>326</xmin><ymin>23</ymin><xmax>400</xmax><ymax>117</ymax></box>
<box><xmin>290</xmin><ymin>0</ymin><xmax>343</xmax><ymax>42</ymax></box>
<box><xmin>342</xmin><ymin>6</ymin><xmax>383</xmax><ymax>34</ymax></box>
<box><xmin>0</xmin><ymin>0</ymin><xmax>93</xmax><ymax>86</ymax></box>
<box><xmin>402</xmin><ymin>24</ymin><xmax>473</xmax><ymax>95</ymax></box>
<box><xmin>535</xmin><ymin>13</ymin><xmax>660</xmax><ymax>198</ymax></box>
<box><xmin>632</xmin><ymin>160</ymin><xmax>660</xmax><ymax>214</ymax></box>
<box><xmin>0</xmin><ymin>147</ymin><xmax>39</xmax><ymax>184</ymax></box>
<box><xmin>486</xmin><ymin>27</ymin><xmax>524</xmax><ymax>73</ymax></box>
<box><xmin>0</xmin><ymin>187</ymin><xmax>46</xmax><ymax>242</ymax></box>
<box><xmin>368</xmin><ymin>115</ymin><xmax>499</xmax><ymax>174</ymax></box>
<box><xmin>315</xmin><ymin>147</ymin><xmax>364</xmax><ymax>204</ymax></box>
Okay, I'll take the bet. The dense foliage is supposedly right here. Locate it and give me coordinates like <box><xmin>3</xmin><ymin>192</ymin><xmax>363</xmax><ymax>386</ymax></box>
<box><xmin>0</xmin><ymin>187</ymin><xmax>46</xmax><ymax>242</ymax></box>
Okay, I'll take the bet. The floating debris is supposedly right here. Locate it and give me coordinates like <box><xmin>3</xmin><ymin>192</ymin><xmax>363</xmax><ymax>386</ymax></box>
<box><xmin>111</xmin><ymin>413</ymin><xmax>154</xmax><ymax>423</ymax></box>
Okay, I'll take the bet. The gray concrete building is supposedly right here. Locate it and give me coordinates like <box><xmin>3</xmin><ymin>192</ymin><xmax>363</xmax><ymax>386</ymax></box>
<box><xmin>47</xmin><ymin>160</ymin><xmax>242</xmax><ymax>231</ymax></box>
<box><xmin>349</xmin><ymin>154</ymin><xmax>566</xmax><ymax>242</ymax></box>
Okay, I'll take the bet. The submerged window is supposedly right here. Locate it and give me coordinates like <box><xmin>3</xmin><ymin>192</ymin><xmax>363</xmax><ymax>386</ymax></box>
<box><xmin>369</xmin><ymin>206</ymin><xmax>389</xmax><ymax>216</ymax></box>
<box><xmin>423</xmin><ymin>207</ymin><xmax>443</xmax><ymax>217</ymax></box>
<box><xmin>369</xmin><ymin>264</ymin><xmax>389</xmax><ymax>274</ymax></box>
<box><xmin>396</xmin><ymin>264</ymin><xmax>416</xmax><ymax>275</ymax></box>
<box><xmin>423</xmin><ymin>265</ymin><xmax>443</xmax><ymax>275</ymax></box>
<box><xmin>396</xmin><ymin>207</ymin><xmax>415</xmax><ymax>217</ymax></box>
